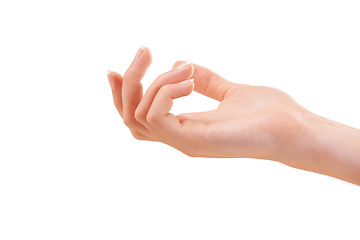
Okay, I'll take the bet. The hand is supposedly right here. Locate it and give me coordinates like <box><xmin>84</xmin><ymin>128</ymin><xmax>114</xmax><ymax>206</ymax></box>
<box><xmin>108</xmin><ymin>47</ymin><xmax>360</xmax><ymax>185</ymax></box>
<box><xmin>108</xmin><ymin>47</ymin><xmax>307</xmax><ymax>163</ymax></box>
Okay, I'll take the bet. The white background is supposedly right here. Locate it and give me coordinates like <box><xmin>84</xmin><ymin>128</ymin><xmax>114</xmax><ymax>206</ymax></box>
<box><xmin>1</xmin><ymin>0</ymin><xmax>360</xmax><ymax>239</ymax></box>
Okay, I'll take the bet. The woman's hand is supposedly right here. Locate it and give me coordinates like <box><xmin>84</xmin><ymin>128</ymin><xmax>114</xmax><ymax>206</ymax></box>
<box><xmin>108</xmin><ymin>47</ymin><xmax>306</xmax><ymax>161</ymax></box>
<box><xmin>108</xmin><ymin>47</ymin><xmax>360</xmax><ymax>185</ymax></box>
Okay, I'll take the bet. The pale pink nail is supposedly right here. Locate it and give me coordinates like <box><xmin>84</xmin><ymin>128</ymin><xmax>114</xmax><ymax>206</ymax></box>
<box><xmin>134</xmin><ymin>45</ymin><xmax>146</xmax><ymax>61</ymax></box>
<box><xmin>175</xmin><ymin>61</ymin><xmax>191</xmax><ymax>69</ymax></box>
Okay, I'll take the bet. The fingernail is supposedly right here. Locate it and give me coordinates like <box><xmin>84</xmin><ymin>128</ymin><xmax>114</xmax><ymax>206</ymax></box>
<box><xmin>189</xmin><ymin>79</ymin><xmax>194</xmax><ymax>89</ymax></box>
<box><xmin>107</xmin><ymin>70</ymin><xmax>114</xmax><ymax>89</ymax></box>
<box><xmin>175</xmin><ymin>61</ymin><xmax>191</xmax><ymax>69</ymax></box>
<box><xmin>134</xmin><ymin>45</ymin><xmax>146</xmax><ymax>61</ymax></box>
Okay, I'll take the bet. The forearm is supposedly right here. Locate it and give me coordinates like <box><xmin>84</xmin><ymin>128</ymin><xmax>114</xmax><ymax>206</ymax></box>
<box><xmin>284</xmin><ymin>111</ymin><xmax>360</xmax><ymax>185</ymax></box>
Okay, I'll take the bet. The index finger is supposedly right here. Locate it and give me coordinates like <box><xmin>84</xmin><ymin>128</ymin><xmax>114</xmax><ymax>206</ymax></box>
<box><xmin>122</xmin><ymin>46</ymin><xmax>152</xmax><ymax>128</ymax></box>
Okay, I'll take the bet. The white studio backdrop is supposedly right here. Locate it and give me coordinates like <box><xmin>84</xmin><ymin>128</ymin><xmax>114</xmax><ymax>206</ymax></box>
<box><xmin>0</xmin><ymin>0</ymin><xmax>360</xmax><ymax>239</ymax></box>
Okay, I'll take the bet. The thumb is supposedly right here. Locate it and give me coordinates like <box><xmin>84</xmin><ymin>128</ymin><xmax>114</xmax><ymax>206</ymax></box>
<box><xmin>172</xmin><ymin>61</ymin><xmax>234</xmax><ymax>101</ymax></box>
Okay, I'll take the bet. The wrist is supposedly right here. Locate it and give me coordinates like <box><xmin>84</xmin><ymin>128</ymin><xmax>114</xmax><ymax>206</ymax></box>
<box><xmin>283</xmin><ymin>110</ymin><xmax>360</xmax><ymax>184</ymax></box>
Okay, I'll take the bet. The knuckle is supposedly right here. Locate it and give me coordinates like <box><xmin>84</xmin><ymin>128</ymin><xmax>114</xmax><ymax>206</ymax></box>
<box><xmin>130</xmin><ymin>130</ymin><xmax>146</xmax><ymax>140</ymax></box>
<box><xmin>146</xmin><ymin>111</ymin><xmax>157</xmax><ymax>125</ymax></box>
<box><xmin>155</xmin><ymin>72</ymin><xmax>172</xmax><ymax>85</ymax></box>
<box><xmin>123</xmin><ymin>116</ymin><xmax>135</xmax><ymax>128</ymax></box>
<box><xmin>159</xmin><ymin>84</ymin><xmax>169</xmax><ymax>94</ymax></box>
<box><xmin>134</xmin><ymin>108</ymin><xmax>144</xmax><ymax>123</ymax></box>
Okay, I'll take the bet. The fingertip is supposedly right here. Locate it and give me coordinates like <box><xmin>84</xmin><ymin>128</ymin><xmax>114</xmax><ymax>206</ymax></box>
<box><xmin>110</xmin><ymin>71</ymin><xmax>123</xmax><ymax>81</ymax></box>
<box><xmin>189</xmin><ymin>63</ymin><xmax>194</xmax><ymax>78</ymax></box>
<box><xmin>143</xmin><ymin>46</ymin><xmax>152</xmax><ymax>64</ymax></box>
<box><xmin>107</xmin><ymin>70</ymin><xmax>114</xmax><ymax>89</ymax></box>
<box><xmin>132</xmin><ymin>45</ymin><xmax>152</xmax><ymax>67</ymax></box>
<box><xmin>171</xmin><ymin>61</ymin><xmax>195</xmax><ymax>80</ymax></box>
<box><xmin>108</xmin><ymin>71</ymin><xmax>123</xmax><ymax>89</ymax></box>
<box><xmin>190</xmin><ymin>79</ymin><xmax>195</xmax><ymax>91</ymax></box>
<box><xmin>140</xmin><ymin>46</ymin><xmax>152</xmax><ymax>66</ymax></box>
<box><xmin>178</xmin><ymin>79</ymin><xmax>194</xmax><ymax>96</ymax></box>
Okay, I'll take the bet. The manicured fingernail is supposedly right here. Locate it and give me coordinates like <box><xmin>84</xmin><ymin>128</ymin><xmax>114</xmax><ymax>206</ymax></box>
<box><xmin>107</xmin><ymin>70</ymin><xmax>114</xmax><ymax>89</ymax></box>
<box><xmin>190</xmin><ymin>79</ymin><xmax>194</xmax><ymax>89</ymax></box>
<box><xmin>190</xmin><ymin>78</ymin><xmax>194</xmax><ymax>84</ymax></box>
<box><xmin>175</xmin><ymin>61</ymin><xmax>191</xmax><ymax>69</ymax></box>
<box><xmin>134</xmin><ymin>45</ymin><xmax>146</xmax><ymax>61</ymax></box>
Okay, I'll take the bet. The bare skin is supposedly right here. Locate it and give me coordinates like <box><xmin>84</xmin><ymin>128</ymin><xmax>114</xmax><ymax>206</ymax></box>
<box><xmin>108</xmin><ymin>46</ymin><xmax>360</xmax><ymax>186</ymax></box>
